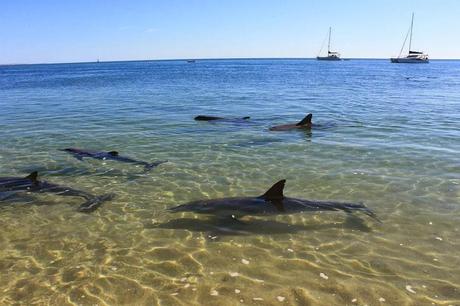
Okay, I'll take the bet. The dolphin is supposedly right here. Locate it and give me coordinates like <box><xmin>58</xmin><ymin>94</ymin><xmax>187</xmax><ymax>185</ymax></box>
<box><xmin>61</xmin><ymin>148</ymin><xmax>167</xmax><ymax>171</ymax></box>
<box><xmin>0</xmin><ymin>171</ymin><xmax>114</xmax><ymax>212</ymax></box>
<box><xmin>269</xmin><ymin>113</ymin><xmax>313</xmax><ymax>131</ymax></box>
<box><xmin>194</xmin><ymin>115</ymin><xmax>250</xmax><ymax>121</ymax></box>
<box><xmin>169</xmin><ymin>179</ymin><xmax>380</xmax><ymax>222</ymax></box>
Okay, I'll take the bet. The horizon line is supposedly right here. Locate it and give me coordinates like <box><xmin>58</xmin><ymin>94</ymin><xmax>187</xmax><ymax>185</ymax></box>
<box><xmin>1</xmin><ymin>56</ymin><xmax>459</xmax><ymax>67</ymax></box>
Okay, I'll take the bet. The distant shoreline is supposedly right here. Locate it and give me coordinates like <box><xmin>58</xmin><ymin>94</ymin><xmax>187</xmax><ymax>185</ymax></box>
<box><xmin>1</xmin><ymin>57</ymin><xmax>459</xmax><ymax>67</ymax></box>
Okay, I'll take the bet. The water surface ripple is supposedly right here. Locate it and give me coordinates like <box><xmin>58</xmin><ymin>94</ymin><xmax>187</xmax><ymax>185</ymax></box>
<box><xmin>1</xmin><ymin>59</ymin><xmax>459</xmax><ymax>305</ymax></box>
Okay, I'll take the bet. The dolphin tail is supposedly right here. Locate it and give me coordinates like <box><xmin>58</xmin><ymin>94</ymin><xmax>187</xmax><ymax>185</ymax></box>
<box><xmin>144</xmin><ymin>160</ymin><xmax>168</xmax><ymax>171</ymax></box>
<box><xmin>77</xmin><ymin>193</ymin><xmax>115</xmax><ymax>213</ymax></box>
<box><xmin>359</xmin><ymin>207</ymin><xmax>382</xmax><ymax>223</ymax></box>
<box><xmin>342</xmin><ymin>203</ymin><xmax>382</xmax><ymax>223</ymax></box>
<box><xmin>296</xmin><ymin>113</ymin><xmax>313</xmax><ymax>126</ymax></box>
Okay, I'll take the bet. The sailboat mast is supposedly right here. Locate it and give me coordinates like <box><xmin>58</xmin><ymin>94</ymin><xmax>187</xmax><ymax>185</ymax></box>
<box><xmin>328</xmin><ymin>27</ymin><xmax>331</xmax><ymax>54</ymax></box>
<box><xmin>408</xmin><ymin>13</ymin><xmax>414</xmax><ymax>52</ymax></box>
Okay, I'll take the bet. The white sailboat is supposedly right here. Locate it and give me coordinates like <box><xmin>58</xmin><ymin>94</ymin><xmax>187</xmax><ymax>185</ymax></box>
<box><xmin>391</xmin><ymin>13</ymin><xmax>428</xmax><ymax>63</ymax></box>
<box><xmin>317</xmin><ymin>27</ymin><xmax>341</xmax><ymax>61</ymax></box>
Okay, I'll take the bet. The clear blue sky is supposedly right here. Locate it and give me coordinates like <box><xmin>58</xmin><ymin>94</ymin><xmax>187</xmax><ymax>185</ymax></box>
<box><xmin>1</xmin><ymin>0</ymin><xmax>459</xmax><ymax>64</ymax></box>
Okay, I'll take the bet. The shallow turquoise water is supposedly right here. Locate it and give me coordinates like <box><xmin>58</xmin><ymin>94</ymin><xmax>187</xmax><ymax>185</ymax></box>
<box><xmin>0</xmin><ymin>59</ymin><xmax>459</xmax><ymax>305</ymax></box>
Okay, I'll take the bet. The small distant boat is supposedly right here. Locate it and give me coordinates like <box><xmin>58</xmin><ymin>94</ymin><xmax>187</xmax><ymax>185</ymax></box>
<box><xmin>186</xmin><ymin>59</ymin><xmax>196</xmax><ymax>63</ymax></box>
<box><xmin>391</xmin><ymin>13</ymin><xmax>428</xmax><ymax>63</ymax></box>
<box><xmin>317</xmin><ymin>27</ymin><xmax>341</xmax><ymax>61</ymax></box>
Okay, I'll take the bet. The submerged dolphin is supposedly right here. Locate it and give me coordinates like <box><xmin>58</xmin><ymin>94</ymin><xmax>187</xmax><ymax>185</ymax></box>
<box><xmin>61</xmin><ymin>148</ymin><xmax>167</xmax><ymax>171</ymax></box>
<box><xmin>269</xmin><ymin>113</ymin><xmax>313</xmax><ymax>131</ymax></box>
<box><xmin>169</xmin><ymin>179</ymin><xmax>380</xmax><ymax>222</ymax></box>
<box><xmin>0</xmin><ymin>171</ymin><xmax>114</xmax><ymax>212</ymax></box>
<box><xmin>194</xmin><ymin>115</ymin><xmax>250</xmax><ymax>121</ymax></box>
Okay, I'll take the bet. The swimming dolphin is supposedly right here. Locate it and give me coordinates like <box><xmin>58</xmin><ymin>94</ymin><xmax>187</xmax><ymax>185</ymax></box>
<box><xmin>194</xmin><ymin>115</ymin><xmax>250</xmax><ymax>121</ymax></box>
<box><xmin>269</xmin><ymin>114</ymin><xmax>313</xmax><ymax>131</ymax></box>
<box><xmin>0</xmin><ymin>171</ymin><xmax>114</xmax><ymax>212</ymax></box>
<box><xmin>61</xmin><ymin>148</ymin><xmax>167</xmax><ymax>171</ymax></box>
<box><xmin>169</xmin><ymin>179</ymin><xmax>380</xmax><ymax>222</ymax></box>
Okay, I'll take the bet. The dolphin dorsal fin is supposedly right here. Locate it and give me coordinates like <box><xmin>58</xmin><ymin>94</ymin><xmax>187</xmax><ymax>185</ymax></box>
<box><xmin>261</xmin><ymin>179</ymin><xmax>286</xmax><ymax>201</ymax></box>
<box><xmin>108</xmin><ymin>151</ymin><xmax>119</xmax><ymax>156</ymax></box>
<box><xmin>25</xmin><ymin>171</ymin><xmax>38</xmax><ymax>182</ymax></box>
<box><xmin>296</xmin><ymin>113</ymin><xmax>312</xmax><ymax>126</ymax></box>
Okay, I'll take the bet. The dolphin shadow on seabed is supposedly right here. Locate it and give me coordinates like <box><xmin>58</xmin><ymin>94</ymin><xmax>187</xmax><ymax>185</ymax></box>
<box><xmin>148</xmin><ymin>214</ymin><xmax>372</xmax><ymax>239</ymax></box>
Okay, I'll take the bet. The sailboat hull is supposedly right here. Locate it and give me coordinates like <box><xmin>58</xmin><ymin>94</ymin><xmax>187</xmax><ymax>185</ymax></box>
<box><xmin>316</xmin><ymin>56</ymin><xmax>341</xmax><ymax>61</ymax></box>
<box><xmin>390</xmin><ymin>57</ymin><xmax>429</xmax><ymax>63</ymax></box>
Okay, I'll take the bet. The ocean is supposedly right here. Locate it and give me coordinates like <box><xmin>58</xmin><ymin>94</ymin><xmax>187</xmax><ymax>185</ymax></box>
<box><xmin>1</xmin><ymin>59</ymin><xmax>459</xmax><ymax>305</ymax></box>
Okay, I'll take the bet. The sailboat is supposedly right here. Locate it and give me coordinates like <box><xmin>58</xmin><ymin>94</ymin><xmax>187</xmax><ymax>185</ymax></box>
<box><xmin>391</xmin><ymin>13</ymin><xmax>428</xmax><ymax>63</ymax></box>
<box><xmin>317</xmin><ymin>27</ymin><xmax>341</xmax><ymax>61</ymax></box>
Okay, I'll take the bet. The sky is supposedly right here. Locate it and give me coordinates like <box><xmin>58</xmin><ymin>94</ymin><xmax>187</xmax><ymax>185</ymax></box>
<box><xmin>1</xmin><ymin>0</ymin><xmax>459</xmax><ymax>64</ymax></box>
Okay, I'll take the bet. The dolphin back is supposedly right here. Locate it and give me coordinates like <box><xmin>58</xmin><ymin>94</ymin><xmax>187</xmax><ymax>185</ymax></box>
<box><xmin>194</xmin><ymin>115</ymin><xmax>223</xmax><ymax>121</ymax></box>
<box><xmin>194</xmin><ymin>115</ymin><xmax>250</xmax><ymax>121</ymax></box>
<box><xmin>77</xmin><ymin>193</ymin><xmax>115</xmax><ymax>213</ymax></box>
